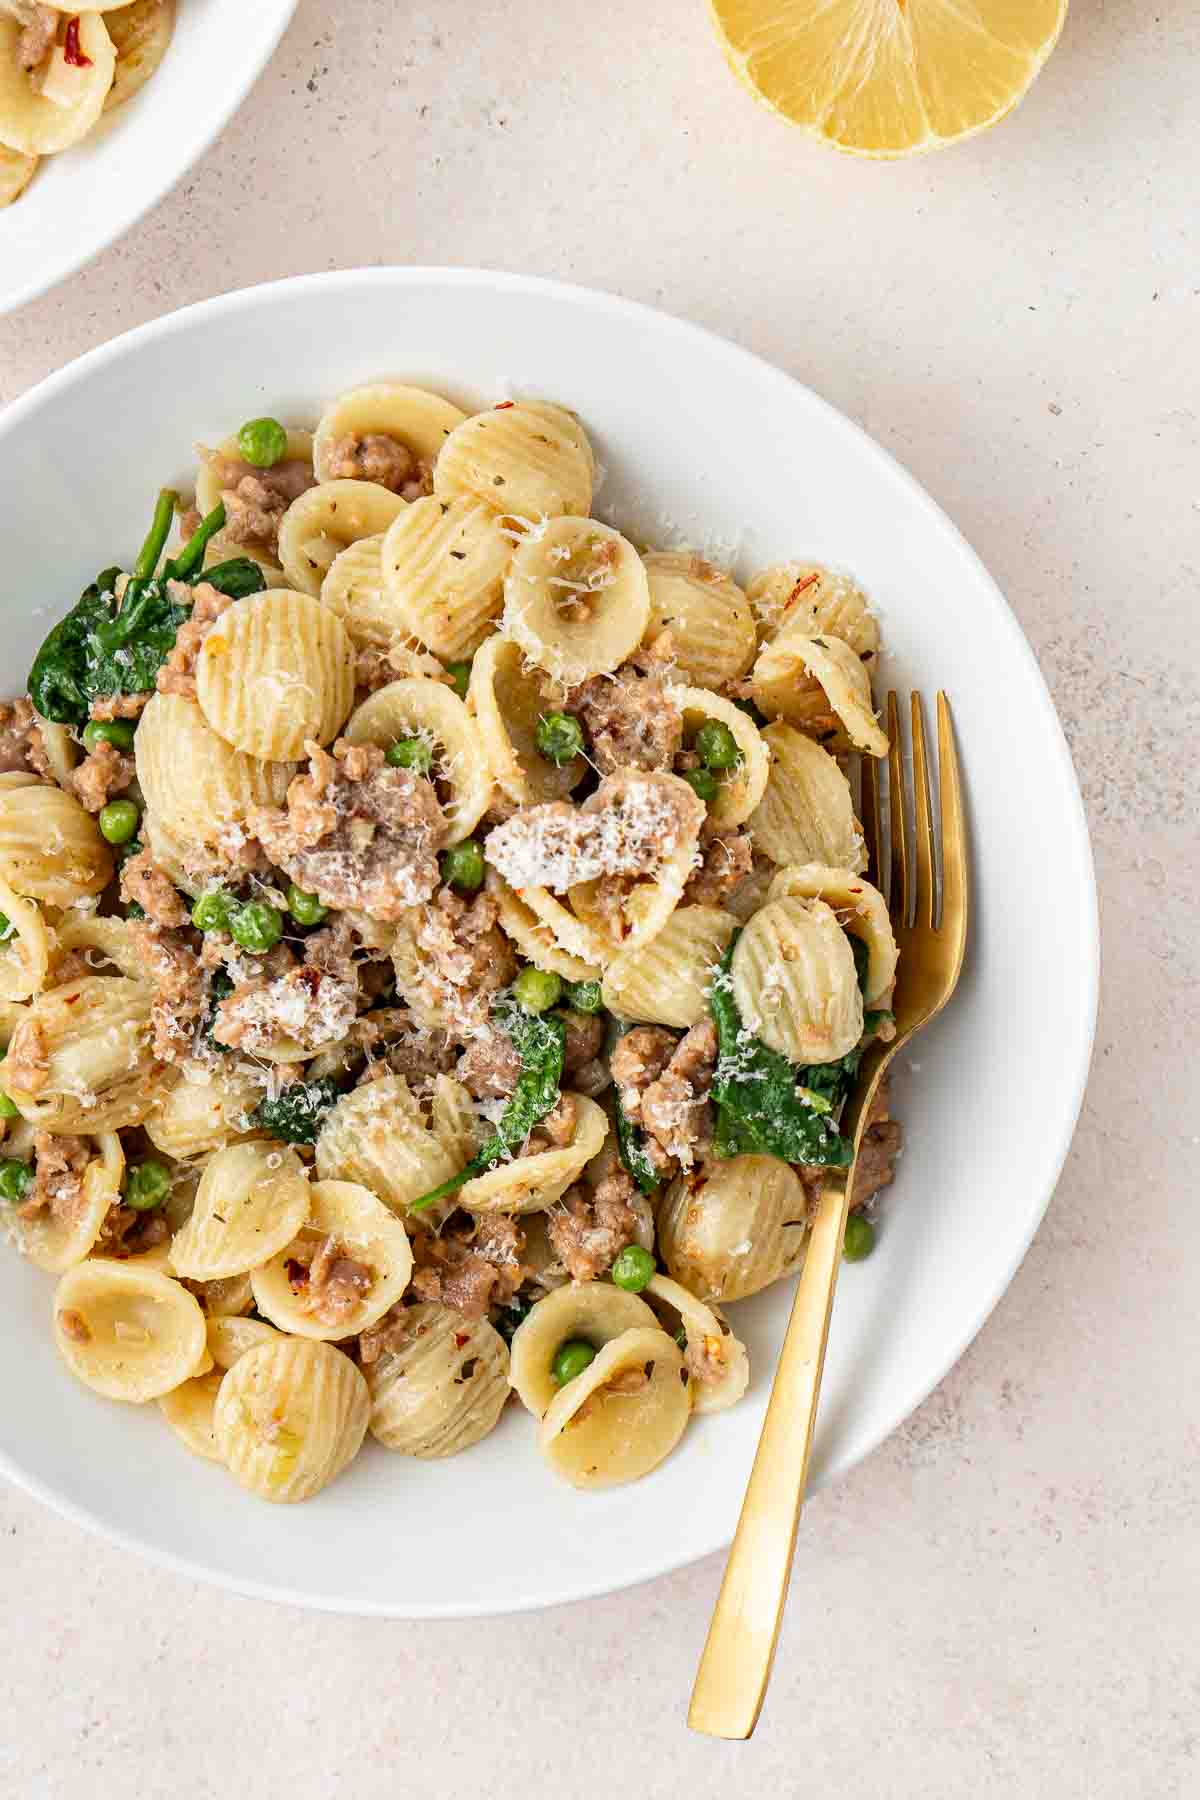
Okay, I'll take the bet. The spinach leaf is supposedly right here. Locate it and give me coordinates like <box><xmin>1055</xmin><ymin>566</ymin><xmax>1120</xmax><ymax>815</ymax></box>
<box><xmin>26</xmin><ymin>495</ymin><xmax>265</xmax><ymax>727</ymax></box>
<box><xmin>251</xmin><ymin>1076</ymin><xmax>342</xmax><ymax>1146</ymax></box>
<box><xmin>203</xmin><ymin>970</ymin><xmax>235</xmax><ymax>1053</ymax></box>
<box><xmin>613</xmin><ymin>1069</ymin><xmax>660</xmax><ymax>1194</ymax></box>
<box><xmin>409</xmin><ymin>1002</ymin><xmax>566</xmax><ymax>1212</ymax></box>
<box><xmin>708</xmin><ymin>935</ymin><xmax>854</xmax><ymax>1167</ymax></box>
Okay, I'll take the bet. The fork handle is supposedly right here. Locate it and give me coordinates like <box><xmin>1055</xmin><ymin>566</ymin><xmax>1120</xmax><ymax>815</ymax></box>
<box><xmin>687</xmin><ymin>1176</ymin><xmax>852</xmax><ymax>1740</ymax></box>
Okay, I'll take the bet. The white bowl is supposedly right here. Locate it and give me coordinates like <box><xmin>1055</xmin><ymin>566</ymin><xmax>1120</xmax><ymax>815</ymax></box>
<box><xmin>0</xmin><ymin>269</ymin><xmax>1098</xmax><ymax>1616</ymax></box>
<box><xmin>0</xmin><ymin>0</ymin><xmax>297</xmax><ymax>314</ymax></box>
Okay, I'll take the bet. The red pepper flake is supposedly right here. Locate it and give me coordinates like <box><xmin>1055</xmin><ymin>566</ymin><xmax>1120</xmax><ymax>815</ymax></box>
<box><xmin>63</xmin><ymin>992</ymin><xmax>81</xmax><ymax>1006</ymax></box>
<box><xmin>63</xmin><ymin>17</ymin><xmax>92</xmax><ymax>67</ymax></box>
<box><xmin>285</xmin><ymin>1259</ymin><xmax>310</xmax><ymax>1289</ymax></box>
<box><xmin>494</xmin><ymin>401</ymin><xmax>515</xmax><ymax>410</ymax></box>
<box><xmin>786</xmin><ymin>572</ymin><xmax>821</xmax><ymax>605</ymax></box>
<box><xmin>453</xmin><ymin>1331</ymin><xmax>470</xmax><ymax>1348</ymax></box>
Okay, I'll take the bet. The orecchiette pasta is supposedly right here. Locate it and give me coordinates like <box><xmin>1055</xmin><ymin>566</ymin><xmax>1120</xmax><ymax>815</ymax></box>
<box><xmin>502</xmin><ymin>518</ymin><xmax>650</xmax><ymax>686</ymax></box>
<box><xmin>195</xmin><ymin>590</ymin><xmax>356</xmax><ymax>760</ymax></box>
<box><xmin>0</xmin><ymin>13</ymin><xmax>116</xmax><ymax>156</ymax></box>
<box><xmin>2</xmin><ymin>379</ymin><xmax>906</xmax><ymax>1510</ymax></box>
<box><xmin>366</xmin><ymin>1304</ymin><xmax>510</xmax><ymax>1457</ymax></box>
<box><xmin>538</xmin><ymin>1326</ymin><xmax>691</xmax><ymax>1489</ymax></box>
<box><xmin>104</xmin><ymin>0</ymin><xmax>176</xmax><ymax>111</ymax></box>
<box><xmin>213</xmin><ymin>1338</ymin><xmax>370</xmax><ymax>1503</ymax></box>
<box><xmin>278</xmin><ymin>481</ymin><xmax>409</xmax><ymax>597</ymax></box>
<box><xmin>53</xmin><ymin>1258</ymin><xmax>207</xmax><ymax>1403</ymax></box>
<box><xmin>434</xmin><ymin>401</ymin><xmax>594</xmax><ymax>520</ymax></box>
<box><xmin>642</xmin><ymin>553</ymin><xmax>757</xmax><ymax>687</ymax></box>
<box><xmin>0</xmin><ymin>144</ymin><xmax>37</xmax><ymax>209</ymax></box>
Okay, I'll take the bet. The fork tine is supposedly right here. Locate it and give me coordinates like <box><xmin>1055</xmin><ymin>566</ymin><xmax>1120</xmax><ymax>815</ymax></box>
<box><xmin>937</xmin><ymin>692</ymin><xmax>968</xmax><ymax>952</ymax></box>
<box><xmin>910</xmin><ymin>692</ymin><xmax>936</xmax><ymax>930</ymax></box>
<box><xmin>860</xmin><ymin>753</ymin><xmax>883</xmax><ymax>890</ymax></box>
<box><xmin>886</xmin><ymin>692</ymin><xmax>908</xmax><ymax>925</ymax></box>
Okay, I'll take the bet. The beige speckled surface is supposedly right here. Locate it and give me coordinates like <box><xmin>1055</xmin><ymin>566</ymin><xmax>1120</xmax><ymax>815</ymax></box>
<box><xmin>2</xmin><ymin>1</ymin><xmax>1198</xmax><ymax>1793</ymax></box>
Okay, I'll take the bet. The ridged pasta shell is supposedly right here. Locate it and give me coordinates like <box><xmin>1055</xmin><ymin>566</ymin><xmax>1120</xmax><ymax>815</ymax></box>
<box><xmin>314</xmin><ymin>1074</ymin><xmax>458</xmax><ymax>1213</ymax></box>
<box><xmin>168</xmin><ymin>1142</ymin><xmax>310</xmax><ymax>1281</ymax></box>
<box><xmin>0</xmin><ymin>144</ymin><xmax>37</xmax><ymax>208</ymax></box>
<box><xmin>752</xmin><ymin>627</ymin><xmax>887</xmax><ymax>757</ymax></box>
<box><xmin>5</xmin><ymin>975</ymin><xmax>160</xmax><ymax>1131</ymax></box>
<box><xmin>502</xmin><ymin>517</ymin><xmax>649</xmax><ymax>686</ymax></box>
<box><xmin>644</xmin><ymin>1274</ymin><xmax>749</xmax><ymax>1416</ymax></box>
<box><xmin>380</xmin><ymin>495</ymin><xmax>511</xmax><ymax>658</ymax></box>
<box><xmin>658</xmin><ymin>1155</ymin><xmax>809</xmax><ymax>1303</ymax></box>
<box><xmin>768</xmin><ymin>864</ymin><xmax>897</xmax><ymax>1006</ymax></box>
<box><xmin>747</xmin><ymin>563</ymin><xmax>880</xmax><ymax>663</ymax></box>
<box><xmin>342</xmin><ymin>676</ymin><xmax>492</xmax><ymax>843</ymax></box>
<box><xmin>195</xmin><ymin>588</ymin><xmax>355</xmax><ymax>759</ymax></box>
<box><xmin>0</xmin><ymin>783</ymin><xmax>112</xmax><ymax>905</ymax></box>
<box><xmin>206</xmin><ymin>1314</ymin><xmax>281</xmax><ymax>1370</ymax></box>
<box><xmin>53</xmin><ymin>1258</ymin><xmax>207</xmax><ymax>1403</ymax></box>
<box><xmin>642</xmin><ymin>552</ymin><xmax>756</xmax><ymax>687</ymax></box>
<box><xmin>103</xmin><ymin>0</ymin><xmax>176</xmax><ymax>111</ymax></box>
<box><xmin>313</xmin><ymin>382</ymin><xmax>467</xmax><ymax>478</ymax></box>
<box><xmin>509</xmin><ymin>1281</ymin><xmax>658</xmax><ymax>1417</ymax></box>
<box><xmin>19</xmin><ymin>1131</ymin><xmax>124</xmax><ymax>1275</ymax></box>
<box><xmin>319</xmin><ymin>534</ymin><xmax>404</xmax><ymax>649</ymax></box>
<box><xmin>458</xmin><ymin>1094</ymin><xmax>608</xmax><ymax>1217</ymax></box>
<box><xmin>278</xmin><ymin>480</ymin><xmax>408</xmax><ymax>597</ymax></box>
<box><xmin>670</xmin><ymin>686</ymin><xmax>770</xmax><ymax>829</ymax></box>
<box><xmin>731</xmin><ymin>895</ymin><xmax>863</xmax><ymax>1063</ymax></box>
<box><xmin>251</xmin><ymin>1179</ymin><xmax>415</xmax><ymax>1341</ymax></box>
<box><xmin>366</xmin><ymin>1304</ymin><xmax>510</xmax><ymax>1458</ymax></box>
<box><xmin>601</xmin><ymin>903</ymin><xmax>735</xmax><ymax>1028</ymax></box>
<box><xmin>538</xmin><ymin>1326</ymin><xmax>690</xmax><ymax>1490</ymax></box>
<box><xmin>466</xmin><ymin>633</ymin><xmax>586</xmax><ymax>806</ymax></box>
<box><xmin>748</xmin><ymin>722</ymin><xmax>866</xmax><ymax>872</ymax></box>
<box><xmin>159</xmin><ymin>1369</ymin><xmax>223</xmax><ymax>1461</ymax></box>
<box><xmin>0</xmin><ymin>877</ymin><xmax>49</xmax><ymax>1003</ymax></box>
<box><xmin>214</xmin><ymin>1338</ymin><xmax>369</xmax><ymax>1504</ymax></box>
<box><xmin>0</xmin><ymin>14</ymin><xmax>115</xmax><ymax>155</ymax></box>
<box><xmin>135</xmin><ymin>693</ymin><xmax>294</xmax><ymax>847</ymax></box>
<box><xmin>488</xmin><ymin>873</ymin><xmax>600</xmax><ymax>983</ymax></box>
<box><xmin>434</xmin><ymin>401</ymin><xmax>594</xmax><ymax>520</ymax></box>
<box><xmin>144</xmin><ymin>1063</ymin><xmax>263</xmax><ymax>1161</ymax></box>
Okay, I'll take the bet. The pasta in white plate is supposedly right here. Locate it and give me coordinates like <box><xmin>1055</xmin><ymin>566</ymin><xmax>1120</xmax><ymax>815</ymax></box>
<box><xmin>0</xmin><ymin>380</ymin><xmax>906</xmax><ymax>1503</ymax></box>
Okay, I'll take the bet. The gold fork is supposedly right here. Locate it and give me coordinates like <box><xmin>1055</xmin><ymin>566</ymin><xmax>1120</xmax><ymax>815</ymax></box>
<box><xmin>688</xmin><ymin>691</ymin><xmax>969</xmax><ymax>1741</ymax></box>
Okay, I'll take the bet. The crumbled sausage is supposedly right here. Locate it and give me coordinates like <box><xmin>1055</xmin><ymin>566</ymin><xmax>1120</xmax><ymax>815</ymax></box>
<box><xmin>0</xmin><ymin>698</ymin><xmax>49</xmax><ymax>778</ymax></box>
<box><xmin>564</xmin><ymin>669</ymin><xmax>682</xmax><ymax>774</ymax></box>
<box><xmin>638</xmin><ymin>1018</ymin><xmax>717</xmax><ymax>1169</ymax></box>
<box><xmin>527</xmin><ymin>1091</ymin><xmax>577</xmax><ymax>1153</ymax></box>
<box><xmin>69</xmin><ymin>739</ymin><xmax>135</xmax><ymax>813</ymax></box>
<box><xmin>18</xmin><ymin>1133</ymin><xmax>90</xmax><ymax>1225</ymax></box>
<box><xmin>682</xmin><ymin>830</ymin><xmax>754</xmax><ymax>908</ymax></box>
<box><xmin>120</xmin><ymin>848</ymin><xmax>190</xmax><ymax>929</ymax></box>
<box><xmin>610</xmin><ymin>1026</ymin><xmax>676</xmax><ymax>1123</ymax></box>
<box><xmin>155</xmin><ymin>581</ymin><xmax>237</xmax><ymax>701</ymax></box>
<box><xmin>406</xmin><ymin>887</ymin><xmax>517</xmax><ymax>1040</ymax></box>
<box><xmin>4</xmin><ymin>1017</ymin><xmax>49</xmax><ymax>1100</ymax></box>
<box><xmin>89</xmin><ymin>692</ymin><xmax>151</xmax><ymax>723</ymax></box>
<box><xmin>561</xmin><ymin>1011</ymin><xmax>604</xmax><ymax>1074</ymax></box>
<box><xmin>851</xmin><ymin>1080</ymin><xmax>903</xmax><ymax>1211</ymax></box>
<box><xmin>407</xmin><ymin>1213</ymin><xmax>526</xmax><ymax>1318</ymax></box>
<box><xmin>248</xmin><ymin>739</ymin><xmax>448</xmax><ymax>922</ymax></box>
<box><xmin>287</xmin><ymin>1235</ymin><xmax>374</xmax><ymax>1328</ymax></box>
<box><xmin>15</xmin><ymin>4</ymin><xmax>56</xmax><ymax>71</ymax></box>
<box><xmin>199</xmin><ymin>450</ymin><xmax>316</xmax><ymax>553</ymax></box>
<box><xmin>96</xmin><ymin>1204</ymin><xmax>171</xmax><ymax>1258</ymax></box>
<box><xmin>130</xmin><ymin>921</ymin><xmax>206</xmax><ymax>1063</ymax></box>
<box><xmin>324</xmin><ymin>433</ymin><xmax>432</xmax><ymax>499</ymax></box>
<box><xmin>546</xmin><ymin>1171</ymin><xmax>638</xmax><ymax>1282</ymax></box>
<box><xmin>456</xmin><ymin>1022</ymin><xmax>521</xmax><ymax>1099</ymax></box>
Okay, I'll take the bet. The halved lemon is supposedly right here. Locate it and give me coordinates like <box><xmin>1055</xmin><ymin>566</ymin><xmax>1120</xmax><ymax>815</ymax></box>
<box><xmin>709</xmin><ymin>0</ymin><xmax>1069</xmax><ymax>157</ymax></box>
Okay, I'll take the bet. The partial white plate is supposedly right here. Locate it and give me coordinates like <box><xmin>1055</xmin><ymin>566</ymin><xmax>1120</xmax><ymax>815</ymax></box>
<box><xmin>0</xmin><ymin>0</ymin><xmax>297</xmax><ymax>314</ymax></box>
<box><xmin>0</xmin><ymin>270</ymin><xmax>1098</xmax><ymax>1616</ymax></box>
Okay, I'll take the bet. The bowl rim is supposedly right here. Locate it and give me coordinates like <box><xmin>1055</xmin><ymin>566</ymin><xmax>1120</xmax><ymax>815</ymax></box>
<box><xmin>0</xmin><ymin>0</ymin><xmax>300</xmax><ymax>316</ymax></box>
<box><xmin>0</xmin><ymin>267</ymin><xmax>1100</xmax><ymax>1614</ymax></box>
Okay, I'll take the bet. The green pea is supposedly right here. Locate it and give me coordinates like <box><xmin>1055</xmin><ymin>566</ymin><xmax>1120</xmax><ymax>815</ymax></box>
<box><xmin>513</xmin><ymin>966</ymin><xmax>562</xmax><ymax>1014</ymax></box>
<box><xmin>843</xmin><ymin>1214</ymin><xmax>876</xmax><ymax>1262</ymax></box>
<box><xmin>385</xmin><ymin>736</ymin><xmax>435</xmax><ymax>774</ymax></box>
<box><xmin>444</xmin><ymin>660</ymin><xmax>472</xmax><ymax>700</ymax></box>
<box><xmin>564</xmin><ymin>979</ymin><xmax>603</xmax><ymax>1015</ymax></box>
<box><xmin>287</xmin><ymin>883</ymin><xmax>328</xmax><ymax>927</ymax></box>
<box><xmin>0</xmin><ymin>1159</ymin><xmax>32</xmax><ymax>1203</ymax></box>
<box><xmin>439</xmin><ymin>839</ymin><xmax>485</xmax><ymax>893</ymax></box>
<box><xmin>534</xmin><ymin>711</ymin><xmax>584</xmax><ymax>765</ymax></box>
<box><xmin>683</xmin><ymin>768</ymin><xmax>718</xmax><ymax>803</ymax></box>
<box><xmin>236</xmin><ymin>416</ymin><xmax>288</xmax><ymax>469</ymax></box>
<box><xmin>191</xmin><ymin>889</ymin><xmax>234</xmax><ymax>933</ymax></box>
<box><xmin>124</xmin><ymin>1160</ymin><xmax>170</xmax><ymax>1212</ymax></box>
<box><xmin>82</xmin><ymin>719</ymin><xmax>136</xmax><ymax>753</ymax></box>
<box><xmin>98</xmin><ymin>798</ymin><xmax>140</xmax><ymax>845</ymax></box>
<box><xmin>229</xmin><ymin>900</ymin><xmax>283</xmax><ymax>955</ymax></box>
<box><xmin>552</xmin><ymin>1339</ymin><xmax>597</xmax><ymax>1386</ymax></box>
<box><xmin>610</xmin><ymin>1244</ymin><xmax>656</xmax><ymax>1292</ymax></box>
<box><xmin>694</xmin><ymin>720</ymin><xmax>741</xmax><ymax>770</ymax></box>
